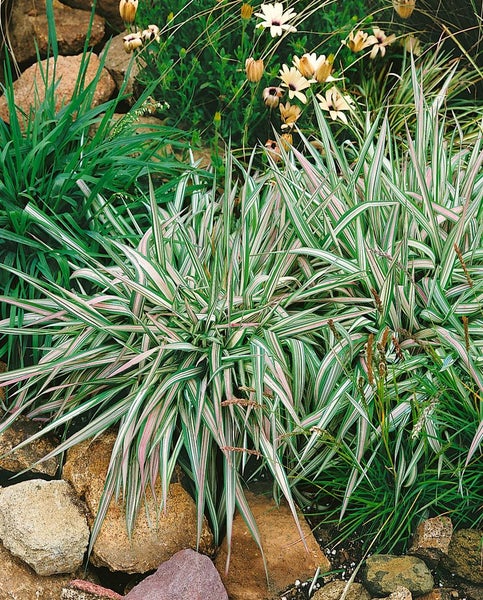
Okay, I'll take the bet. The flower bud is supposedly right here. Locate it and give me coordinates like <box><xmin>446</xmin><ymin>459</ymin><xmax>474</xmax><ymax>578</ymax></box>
<box><xmin>296</xmin><ymin>55</ymin><xmax>315</xmax><ymax>78</ymax></box>
<box><xmin>401</xmin><ymin>34</ymin><xmax>421</xmax><ymax>55</ymax></box>
<box><xmin>241</xmin><ymin>3</ymin><xmax>254</xmax><ymax>19</ymax></box>
<box><xmin>393</xmin><ymin>0</ymin><xmax>415</xmax><ymax>18</ymax></box>
<box><xmin>315</xmin><ymin>55</ymin><xmax>333</xmax><ymax>83</ymax></box>
<box><xmin>245</xmin><ymin>57</ymin><xmax>264</xmax><ymax>82</ymax></box>
<box><xmin>119</xmin><ymin>0</ymin><xmax>138</xmax><ymax>24</ymax></box>
<box><xmin>280</xmin><ymin>133</ymin><xmax>293</xmax><ymax>150</ymax></box>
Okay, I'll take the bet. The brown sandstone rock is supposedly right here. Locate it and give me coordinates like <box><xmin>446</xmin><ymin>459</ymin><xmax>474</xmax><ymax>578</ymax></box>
<box><xmin>409</xmin><ymin>516</ymin><xmax>453</xmax><ymax>566</ymax></box>
<box><xmin>0</xmin><ymin>53</ymin><xmax>116</xmax><ymax>124</ymax></box>
<box><xmin>62</xmin><ymin>431</ymin><xmax>215</xmax><ymax>574</ymax></box>
<box><xmin>214</xmin><ymin>488</ymin><xmax>331</xmax><ymax>600</ymax></box>
<box><xmin>387</xmin><ymin>586</ymin><xmax>413</xmax><ymax>600</ymax></box>
<box><xmin>0</xmin><ymin>542</ymin><xmax>101</xmax><ymax>600</ymax></box>
<box><xmin>0</xmin><ymin>414</ymin><xmax>59</xmax><ymax>476</ymax></box>
<box><xmin>418</xmin><ymin>588</ymin><xmax>459</xmax><ymax>600</ymax></box>
<box><xmin>7</xmin><ymin>0</ymin><xmax>105</xmax><ymax>66</ymax></box>
<box><xmin>60</xmin><ymin>0</ymin><xmax>124</xmax><ymax>31</ymax></box>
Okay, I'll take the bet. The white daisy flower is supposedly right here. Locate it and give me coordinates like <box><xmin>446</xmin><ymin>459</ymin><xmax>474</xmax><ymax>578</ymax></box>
<box><xmin>254</xmin><ymin>2</ymin><xmax>297</xmax><ymax>37</ymax></box>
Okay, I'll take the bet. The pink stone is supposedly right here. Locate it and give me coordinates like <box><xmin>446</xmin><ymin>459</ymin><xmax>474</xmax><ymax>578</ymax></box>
<box><xmin>61</xmin><ymin>579</ymin><xmax>123</xmax><ymax>599</ymax></box>
<box><xmin>124</xmin><ymin>549</ymin><xmax>228</xmax><ymax>600</ymax></box>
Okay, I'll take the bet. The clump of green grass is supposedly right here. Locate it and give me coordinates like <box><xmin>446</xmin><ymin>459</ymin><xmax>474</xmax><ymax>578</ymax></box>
<box><xmin>0</xmin><ymin>23</ymin><xmax>197</xmax><ymax>369</ymax></box>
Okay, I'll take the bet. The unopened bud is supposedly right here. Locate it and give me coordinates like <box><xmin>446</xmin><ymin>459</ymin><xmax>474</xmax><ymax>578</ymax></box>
<box><xmin>315</xmin><ymin>55</ymin><xmax>333</xmax><ymax>83</ymax></box>
<box><xmin>119</xmin><ymin>0</ymin><xmax>138</xmax><ymax>24</ymax></box>
<box><xmin>280</xmin><ymin>133</ymin><xmax>293</xmax><ymax>150</ymax></box>
<box><xmin>245</xmin><ymin>57</ymin><xmax>264</xmax><ymax>82</ymax></box>
<box><xmin>241</xmin><ymin>3</ymin><xmax>254</xmax><ymax>19</ymax></box>
<box><xmin>393</xmin><ymin>0</ymin><xmax>416</xmax><ymax>18</ymax></box>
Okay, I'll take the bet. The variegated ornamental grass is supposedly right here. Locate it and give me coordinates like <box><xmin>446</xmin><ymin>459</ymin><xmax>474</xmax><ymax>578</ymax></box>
<box><xmin>0</xmin><ymin>68</ymin><xmax>482</xmax><ymax>557</ymax></box>
<box><xmin>270</xmin><ymin>81</ymin><xmax>482</xmax><ymax>547</ymax></box>
<box><xmin>0</xmin><ymin>151</ymin><xmax>357</xmax><ymax>564</ymax></box>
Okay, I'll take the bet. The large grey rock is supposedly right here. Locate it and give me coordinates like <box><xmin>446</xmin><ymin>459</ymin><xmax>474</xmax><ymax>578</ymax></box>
<box><xmin>0</xmin><ymin>479</ymin><xmax>89</xmax><ymax>576</ymax></box>
<box><xmin>362</xmin><ymin>554</ymin><xmax>434</xmax><ymax>596</ymax></box>
<box><xmin>7</xmin><ymin>0</ymin><xmax>105</xmax><ymax>66</ymax></box>
<box><xmin>442</xmin><ymin>529</ymin><xmax>483</xmax><ymax>584</ymax></box>
<box><xmin>0</xmin><ymin>53</ymin><xmax>116</xmax><ymax>124</ymax></box>
<box><xmin>100</xmin><ymin>32</ymin><xmax>140</xmax><ymax>100</ymax></box>
<box><xmin>124</xmin><ymin>548</ymin><xmax>228</xmax><ymax>600</ymax></box>
<box><xmin>0</xmin><ymin>414</ymin><xmax>59</xmax><ymax>477</ymax></box>
<box><xmin>62</xmin><ymin>432</ymin><xmax>215</xmax><ymax>574</ymax></box>
<box><xmin>214</xmin><ymin>488</ymin><xmax>331</xmax><ymax>600</ymax></box>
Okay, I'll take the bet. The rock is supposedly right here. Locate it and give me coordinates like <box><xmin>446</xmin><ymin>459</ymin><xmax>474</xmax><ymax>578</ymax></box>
<box><xmin>442</xmin><ymin>529</ymin><xmax>483</xmax><ymax>584</ymax></box>
<box><xmin>124</xmin><ymin>548</ymin><xmax>228</xmax><ymax>600</ymax></box>
<box><xmin>312</xmin><ymin>580</ymin><xmax>371</xmax><ymax>600</ymax></box>
<box><xmin>61</xmin><ymin>579</ymin><xmax>123</xmax><ymax>599</ymax></box>
<box><xmin>0</xmin><ymin>414</ymin><xmax>59</xmax><ymax>476</ymax></box>
<box><xmin>387</xmin><ymin>586</ymin><xmax>413</xmax><ymax>600</ymax></box>
<box><xmin>362</xmin><ymin>555</ymin><xmax>434</xmax><ymax>596</ymax></box>
<box><xmin>0</xmin><ymin>541</ymin><xmax>88</xmax><ymax>600</ymax></box>
<box><xmin>418</xmin><ymin>588</ymin><xmax>460</xmax><ymax>600</ymax></box>
<box><xmin>60</xmin><ymin>0</ymin><xmax>125</xmax><ymax>31</ymax></box>
<box><xmin>214</xmin><ymin>488</ymin><xmax>331</xmax><ymax>600</ymax></box>
<box><xmin>409</xmin><ymin>517</ymin><xmax>453</xmax><ymax>566</ymax></box>
<box><xmin>62</xmin><ymin>431</ymin><xmax>215</xmax><ymax>574</ymax></box>
<box><xmin>100</xmin><ymin>32</ymin><xmax>140</xmax><ymax>100</ymax></box>
<box><xmin>8</xmin><ymin>0</ymin><xmax>105</xmax><ymax>66</ymax></box>
<box><xmin>0</xmin><ymin>478</ymin><xmax>89</xmax><ymax>576</ymax></box>
<box><xmin>0</xmin><ymin>53</ymin><xmax>116</xmax><ymax>124</ymax></box>
<box><xmin>59</xmin><ymin>0</ymin><xmax>93</xmax><ymax>9</ymax></box>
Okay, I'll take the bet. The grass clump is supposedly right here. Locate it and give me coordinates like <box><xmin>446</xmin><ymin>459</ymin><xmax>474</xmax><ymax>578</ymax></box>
<box><xmin>0</xmin><ymin>44</ymin><xmax>198</xmax><ymax>369</ymax></box>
